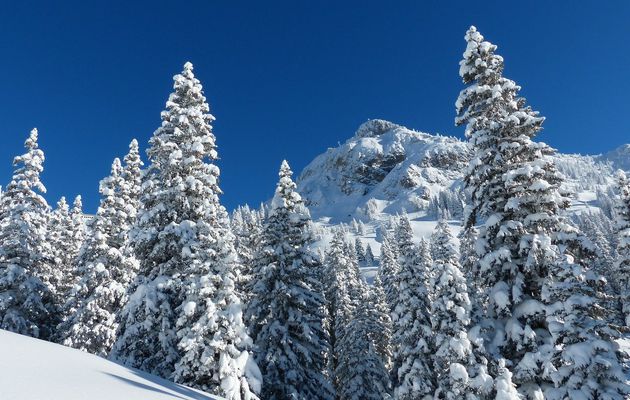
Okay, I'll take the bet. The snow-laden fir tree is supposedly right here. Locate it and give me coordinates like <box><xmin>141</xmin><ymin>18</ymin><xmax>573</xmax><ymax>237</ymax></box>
<box><xmin>355</xmin><ymin>237</ymin><xmax>366</xmax><ymax>264</ymax></box>
<box><xmin>50</xmin><ymin>194</ymin><xmax>87</xmax><ymax>313</ymax></box>
<box><xmin>335</xmin><ymin>286</ymin><xmax>391</xmax><ymax>400</ymax></box>
<box><xmin>579</xmin><ymin>214</ymin><xmax>615</xmax><ymax>280</ymax></box>
<box><xmin>429</xmin><ymin>221</ymin><xmax>490</xmax><ymax>400</ymax></box>
<box><xmin>49</xmin><ymin>197</ymin><xmax>78</xmax><ymax>303</ymax></box>
<box><xmin>113</xmin><ymin>63</ymin><xmax>260</xmax><ymax>400</ymax></box>
<box><xmin>456</xmin><ymin>26</ymin><xmax>627</xmax><ymax>398</ymax></box>
<box><xmin>614</xmin><ymin>170</ymin><xmax>630</xmax><ymax>326</ymax></box>
<box><xmin>247</xmin><ymin>160</ymin><xmax>333</xmax><ymax>400</ymax></box>
<box><xmin>323</xmin><ymin>229</ymin><xmax>363</xmax><ymax>391</ymax></box>
<box><xmin>391</xmin><ymin>216</ymin><xmax>435</xmax><ymax>399</ymax></box>
<box><xmin>231</xmin><ymin>205</ymin><xmax>263</xmax><ymax>303</ymax></box>
<box><xmin>364</xmin><ymin>244</ymin><xmax>375</xmax><ymax>267</ymax></box>
<box><xmin>120</xmin><ymin>138</ymin><xmax>143</xmax><ymax>242</ymax></box>
<box><xmin>456</xmin><ymin>25</ymin><xmax>562</xmax><ymax>395</ymax></box>
<box><xmin>542</xmin><ymin>254</ymin><xmax>628</xmax><ymax>400</ymax></box>
<box><xmin>458</xmin><ymin>227</ymin><xmax>483</xmax><ymax>309</ymax></box>
<box><xmin>58</xmin><ymin>158</ymin><xmax>138</xmax><ymax>355</ymax></box>
<box><xmin>377</xmin><ymin>228</ymin><xmax>399</xmax><ymax>314</ymax></box>
<box><xmin>370</xmin><ymin>274</ymin><xmax>393</xmax><ymax>372</ymax></box>
<box><xmin>70</xmin><ymin>195</ymin><xmax>86</xmax><ymax>251</ymax></box>
<box><xmin>0</xmin><ymin>129</ymin><xmax>57</xmax><ymax>340</ymax></box>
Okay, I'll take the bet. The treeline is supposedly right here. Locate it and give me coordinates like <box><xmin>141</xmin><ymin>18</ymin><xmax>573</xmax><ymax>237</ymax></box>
<box><xmin>0</xmin><ymin>26</ymin><xmax>629</xmax><ymax>400</ymax></box>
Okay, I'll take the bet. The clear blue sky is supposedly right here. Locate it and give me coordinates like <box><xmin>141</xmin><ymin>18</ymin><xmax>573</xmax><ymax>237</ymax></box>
<box><xmin>1</xmin><ymin>1</ymin><xmax>629</xmax><ymax>213</ymax></box>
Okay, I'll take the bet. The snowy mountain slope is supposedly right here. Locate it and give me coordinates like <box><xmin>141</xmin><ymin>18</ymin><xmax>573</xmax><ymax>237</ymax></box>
<box><xmin>298</xmin><ymin>119</ymin><xmax>469</xmax><ymax>223</ymax></box>
<box><xmin>295</xmin><ymin>119</ymin><xmax>627</xmax><ymax>276</ymax></box>
<box><xmin>601</xmin><ymin>143</ymin><xmax>630</xmax><ymax>172</ymax></box>
<box><xmin>0</xmin><ymin>329</ymin><xmax>220</xmax><ymax>400</ymax></box>
<box><xmin>297</xmin><ymin>119</ymin><xmax>623</xmax><ymax>227</ymax></box>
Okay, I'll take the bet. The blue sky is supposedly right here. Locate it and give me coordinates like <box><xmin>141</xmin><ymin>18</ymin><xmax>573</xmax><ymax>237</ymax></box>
<box><xmin>1</xmin><ymin>1</ymin><xmax>629</xmax><ymax>212</ymax></box>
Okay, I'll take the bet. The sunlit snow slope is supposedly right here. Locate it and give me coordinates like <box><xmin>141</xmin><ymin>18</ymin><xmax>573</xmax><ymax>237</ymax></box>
<box><xmin>0</xmin><ymin>329</ymin><xmax>220</xmax><ymax>400</ymax></box>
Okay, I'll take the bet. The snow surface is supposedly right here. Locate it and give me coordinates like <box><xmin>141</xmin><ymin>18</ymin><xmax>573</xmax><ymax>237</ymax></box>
<box><xmin>0</xmin><ymin>329</ymin><xmax>220</xmax><ymax>400</ymax></box>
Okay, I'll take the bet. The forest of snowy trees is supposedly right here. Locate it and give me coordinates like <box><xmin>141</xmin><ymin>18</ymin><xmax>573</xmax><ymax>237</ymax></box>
<box><xmin>0</xmin><ymin>26</ymin><xmax>629</xmax><ymax>400</ymax></box>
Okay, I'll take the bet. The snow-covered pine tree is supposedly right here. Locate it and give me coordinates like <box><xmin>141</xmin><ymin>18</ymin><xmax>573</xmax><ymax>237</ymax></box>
<box><xmin>113</xmin><ymin>63</ymin><xmax>259</xmax><ymax>400</ymax></box>
<box><xmin>542</xmin><ymin>254</ymin><xmax>628</xmax><ymax>400</ymax></box>
<box><xmin>0</xmin><ymin>129</ymin><xmax>57</xmax><ymax>340</ymax></box>
<box><xmin>49</xmin><ymin>197</ymin><xmax>74</xmax><ymax>302</ymax></box>
<box><xmin>335</xmin><ymin>287</ymin><xmax>391</xmax><ymax>400</ymax></box>
<box><xmin>355</xmin><ymin>237</ymin><xmax>366</xmax><ymax>264</ymax></box>
<box><xmin>458</xmin><ymin>227</ymin><xmax>482</xmax><ymax>305</ymax></box>
<box><xmin>370</xmin><ymin>274</ymin><xmax>393</xmax><ymax>372</ymax></box>
<box><xmin>456</xmin><ymin>26</ymin><xmax>560</xmax><ymax>396</ymax></box>
<box><xmin>614</xmin><ymin>170</ymin><xmax>630</xmax><ymax>326</ymax></box>
<box><xmin>364</xmin><ymin>244</ymin><xmax>375</xmax><ymax>267</ymax></box>
<box><xmin>247</xmin><ymin>161</ymin><xmax>333</xmax><ymax>400</ymax></box>
<box><xmin>430</xmin><ymin>219</ymin><xmax>457</xmax><ymax>264</ymax></box>
<box><xmin>120</xmin><ymin>138</ymin><xmax>143</xmax><ymax>243</ymax></box>
<box><xmin>231</xmin><ymin>205</ymin><xmax>263</xmax><ymax>304</ymax></box>
<box><xmin>377</xmin><ymin>228</ymin><xmax>399</xmax><ymax>314</ymax></box>
<box><xmin>58</xmin><ymin>158</ymin><xmax>137</xmax><ymax>356</ymax></box>
<box><xmin>429</xmin><ymin>221</ymin><xmax>485</xmax><ymax>399</ymax></box>
<box><xmin>70</xmin><ymin>195</ymin><xmax>86</xmax><ymax>254</ymax></box>
<box><xmin>391</xmin><ymin>216</ymin><xmax>435</xmax><ymax>399</ymax></box>
<box><xmin>456</xmin><ymin>26</ymin><xmax>627</xmax><ymax>398</ymax></box>
<box><xmin>358</xmin><ymin>221</ymin><xmax>366</xmax><ymax>235</ymax></box>
<box><xmin>580</xmin><ymin>214</ymin><xmax>615</xmax><ymax>279</ymax></box>
<box><xmin>323</xmin><ymin>229</ymin><xmax>362</xmax><ymax>389</ymax></box>
<box><xmin>51</xmin><ymin>194</ymin><xmax>87</xmax><ymax>312</ymax></box>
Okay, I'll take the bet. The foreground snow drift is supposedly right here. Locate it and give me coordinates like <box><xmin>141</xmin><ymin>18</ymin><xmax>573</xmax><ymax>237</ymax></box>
<box><xmin>0</xmin><ymin>329</ymin><xmax>220</xmax><ymax>400</ymax></box>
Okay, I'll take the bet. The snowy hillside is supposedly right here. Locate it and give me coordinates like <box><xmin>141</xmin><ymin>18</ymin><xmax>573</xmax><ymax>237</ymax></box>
<box><xmin>0</xmin><ymin>329</ymin><xmax>220</xmax><ymax>400</ymax></box>
<box><xmin>602</xmin><ymin>143</ymin><xmax>630</xmax><ymax>172</ymax></box>
<box><xmin>298</xmin><ymin>119</ymin><xmax>470</xmax><ymax>223</ymax></box>
<box><xmin>297</xmin><ymin>119</ymin><xmax>628</xmax><ymax>279</ymax></box>
<box><xmin>297</xmin><ymin>119</ymin><xmax>626</xmax><ymax>227</ymax></box>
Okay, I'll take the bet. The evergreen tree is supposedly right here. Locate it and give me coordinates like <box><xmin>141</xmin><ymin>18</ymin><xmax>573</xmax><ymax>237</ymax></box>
<box><xmin>113</xmin><ymin>63</ymin><xmax>259</xmax><ymax>400</ymax></box>
<box><xmin>614</xmin><ymin>171</ymin><xmax>630</xmax><ymax>326</ymax></box>
<box><xmin>247</xmin><ymin>161</ymin><xmax>333</xmax><ymax>400</ymax></box>
<box><xmin>51</xmin><ymin>194</ymin><xmax>87</xmax><ymax>315</ymax></box>
<box><xmin>429</xmin><ymin>221</ymin><xmax>481</xmax><ymax>399</ymax></box>
<box><xmin>377</xmin><ymin>228</ymin><xmax>399</xmax><ymax>314</ymax></box>
<box><xmin>70</xmin><ymin>195</ymin><xmax>86</xmax><ymax>255</ymax></box>
<box><xmin>323</xmin><ymin>229</ymin><xmax>363</xmax><ymax>392</ymax></box>
<box><xmin>355</xmin><ymin>237</ymin><xmax>366</xmax><ymax>264</ymax></box>
<box><xmin>364</xmin><ymin>244</ymin><xmax>375</xmax><ymax>267</ymax></box>
<box><xmin>542</xmin><ymin>255</ymin><xmax>628</xmax><ymax>399</ymax></box>
<box><xmin>458</xmin><ymin>227</ymin><xmax>483</xmax><ymax>316</ymax></box>
<box><xmin>49</xmin><ymin>197</ymin><xmax>76</xmax><ymax>302</ymax></box>
<box><xmin>580</xmin><ymin>215</ymin><xmax>615</xmax><ymax>279</ymax></box>
<box><xmin>120</xmin><ymin>138</ymin><xmax>143</xmax><ymax>244</ymax></box>
<box><xmin>430</xmin><ymin>219</ymin><xmax>457</xmax><ymax>264</ymax></box>
<box><xmin>456</xmin><ymin>26</ymin><xmax>627</xmax><ymax>398</ymax></box>
<box><xmin>370</xmin><ymin>275</ymin><xmax>393</xmax><ymax>371</ymax></box>
<box><xmin>335</xmin><ymin>287</ymin><xmax>391</xmax><ymax>400</ymax></box>
<box><xmin>391</xmin><ymin>216</ymin><xmax>435</xmax><ymax>399</ymax></box>
<box><xmin>457</xmin><ymin>26</ymin><xmax>563</xmax><ymax>396</ymax></box>
<box><xmin>0</xmin><ymin>129</ymin><xmax>57</xmax><ymax>340</ymax></box>
<box><xmin>58</xmin><ymin>158</ymin><xmax>137</xmax><ymax>355</ymax></box>
<box><xmin>231</xmin><ymin>205</ymin><xmax>263</xmax><ymax>304</ymax></box>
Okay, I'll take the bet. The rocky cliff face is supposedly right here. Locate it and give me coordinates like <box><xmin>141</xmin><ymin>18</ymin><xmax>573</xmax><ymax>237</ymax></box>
<box><xmin>296</xmin><ymin>119</ymin><xmax>470</xmax><ymax>223</ymax></box>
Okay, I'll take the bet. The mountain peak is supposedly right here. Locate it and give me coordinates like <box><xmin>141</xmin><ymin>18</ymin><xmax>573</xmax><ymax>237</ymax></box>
<box><xmin>354</xmin><ymin>119</ymin><xmax>402</xmax><ymax>138</ymax></box>
<box><xmin>297</xmin><ymin>120</ymin><xmax>469</xmax><ymax>222</ymax></box>
<box><xmin>601</xmin><ymin>143</ymin><xmax>630</xmax><ymax>172</ymax></box>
